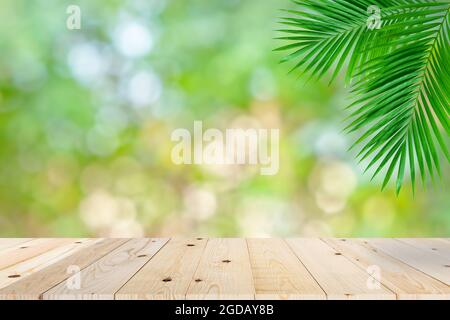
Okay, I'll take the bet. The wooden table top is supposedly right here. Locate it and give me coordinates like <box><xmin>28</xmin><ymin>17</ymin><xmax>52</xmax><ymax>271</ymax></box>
<box><xmin>0</xmin><ymin>238</ymin><xmax>448</xmax><ymax>300</ymax></box>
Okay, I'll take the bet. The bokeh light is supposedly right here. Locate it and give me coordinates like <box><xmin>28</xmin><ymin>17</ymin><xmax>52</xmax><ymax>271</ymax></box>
<box><xmin>0</xmin><ymin>0</ymin><xmax>448</xmax><ymax>237</ymax></box>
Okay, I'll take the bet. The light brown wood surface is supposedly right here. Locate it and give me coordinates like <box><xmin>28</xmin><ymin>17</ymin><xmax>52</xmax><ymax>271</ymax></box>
<box><xmin>324</xmin><ymin>238</ymin><xmax>450</xmax><ymax>299</ymax></box>
<box><xmin>397</xmin><ymin>238</ymin><xmax>450</xmax><ymax>259</ymax></box>
<box><xmin>0</xmin><ymin>238</ymin><xmax>448</xmax><ymax>300</ymax></box>
<box><xmin>0</xmin><ymin>239</ymin><xmax>32</xmax><ymax>251</ymax></box>
<box><xmin>248</xmin><ymin>238</ymin><xmax>325</xmax><ymax>300</ymax></box>
<box><xmin>286</xmin><ymin>239</ymin><xmax>396</xmax><ymax>299</ymax></box>
<box><xmin>0</xmin><ymin>239</ymin><xmax>96</xmax><ymax>290</ymax></box>
<box><xmin>44</xmin><ymin>238</ymin><xmax>168</xmax><ymax>300</ymax></box>
<box><xmin>116</xmin><ymin>238</ymin><xmax>207</xmax><ymax>300</ymax></box>
<box><xmin>367</xmin><ymin>238</ymin><xmax>450</xmax><ymax>285</ymax></box>
<box><xmin>186</xmin><ymin>238</ymin><xmax>255</xmax><ymax>300</ymax></box>
<box><xmin>0</xmin><ymin>239</ymin><xmax>128</xmax><ymax>299</ymax></box>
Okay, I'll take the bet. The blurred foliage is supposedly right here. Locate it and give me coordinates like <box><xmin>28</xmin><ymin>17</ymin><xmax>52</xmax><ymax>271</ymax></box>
<box><xmin>0</xmin><ymin>0</ymin><xmax>448</xmax><ymax>237</ymax></box>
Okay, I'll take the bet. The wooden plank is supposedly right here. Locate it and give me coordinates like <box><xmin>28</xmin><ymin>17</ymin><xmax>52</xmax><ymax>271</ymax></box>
<box><xmin>0</xmin><ymin>239</ymin><xmax>33</xmax><ymax>252</ymax></box>
<box><xmin>367</xmin><ymin>239</ymin><xmax>450</xmax><ymax>286</ymax></box>
<box><xmin>0</xmin><ymin>239</ymin><xmax>98</xmax><ymax>290</ymax></box>
<box><xmin>0</xmin><ymin>239</ymin><xmax>77</xmax><ymax>271</ymax></box>
<box><xmin>397</xmin><ymin>238</ymin><xmax>450</xmax><ymax>259</ymax></box>
<box><xmin>185</xmin><ymin>238</ymin><xmax>254</xmax><ymax>300</ymax></box>
<box><xmin>0</xmin><ymin>239</ymin><xmax>128</xmax><ymax>300</ymax></box>
<box><xmin>286</xmin><ymin>239</ymin><xmax>395</xmax><ymax>300</ymax></box>
<box><xmin>247</xmin><ymin>238</ymin><xmax>325</xmax><ymax>300</ymax></box>
<box><xmin>0</xmin><ymin>238</ymin><xmax>448</xmax><ymax>300</ymax></box>
<box><xmin>116</xmin><ymin>238</ymin><xmax>207</xmax><ymax>300</ymax></box>
<box><xmin>324</xmin><ymin>238</ymin><xmax>450</xmax><ymax>300</ymax></box>
<box><xmin>43</xmin><ymin>238</ymin><xmax>169</xmax><ymax>300</ymax></box>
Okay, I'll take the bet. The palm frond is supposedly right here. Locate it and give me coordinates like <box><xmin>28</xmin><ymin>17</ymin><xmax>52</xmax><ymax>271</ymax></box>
<box><xmin>278</xmin><ymin>0</ymin><xmax>450</xmax><ymax>193</ymax></box>
<box><xmin>348</xmin><ymin>2</ymin><xmax>450</xmax><ymax>193</ymax></box>
<box><xmin>275</xmin><ymin>0</ymin><xmax>403</xmax><ymax>84</ymax></box>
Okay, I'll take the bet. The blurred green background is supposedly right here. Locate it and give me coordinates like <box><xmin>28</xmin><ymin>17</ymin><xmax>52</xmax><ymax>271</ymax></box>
<box><xmin>0</xmin><ymin>0</ymin><xmax>448</xmax><ymax>237</ymax></box>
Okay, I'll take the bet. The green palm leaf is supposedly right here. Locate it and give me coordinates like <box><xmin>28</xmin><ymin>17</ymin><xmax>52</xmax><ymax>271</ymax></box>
<box><xmin>278</xmin><ymin>0</ymin><xmax>450</xmax><ymax>193</ymax></box>
<box><xmin>275</xmin><ymin>0</ymin><xmax>403</xmax><ymax>83</ymax></box>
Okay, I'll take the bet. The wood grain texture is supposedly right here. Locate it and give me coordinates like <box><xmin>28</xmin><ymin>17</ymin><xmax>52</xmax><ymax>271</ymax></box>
<box><xmin>116</xmin><ymin>238</ymin><xmax>207</xmax><ymax>300</ymax></box>
<box><xmin>367</xmin><ymin>239</ymin><xmax>450</xmax><ymax>285</ymax></box>
<box><xmin>324</xmin><ymin>238</ymin><xmax>450</xmax><ymax>300</ymax></box>
<box><xmin>186</xmin><ymin>238</ymin><xmax>255</xmax><ymax>300</ymax></box>
<box><xmin>43</xmin><ymin>238</ymin><xmax>168</xmax><ymax>300</ymax></box>
<box><xmin>0</xmin><ymin>239</ymin><xmax>78</xmax><ymax>271</ymax></box>
<box><xmin>0</xmin><ymin>239</ymin><xmax>128</xmax><ymax>299</ymax></box>
<box><xmin>0</xmin><ymin>239</ymin><xmax>97</xmax><ymax>290</ymax></box>
<box><xmin>248</xmin><ymin>238</ymin><xmax>325</xmax><ymax>300</ymax></box>
<box><xmin>0</xmin><ymin>239</ymin><xmax>33</xmax><ymax>252</ymax></box>
<box><xmin>0</xmin><ymin>238</ymin><xmax>448</xmax><ymax>300</ymax></box>
<box><xmin>397</xmin><ymin>238</ymin><xmax>450</xmax><ymax>259</ymax></box>
<box><xmin>286</xmin><ymin>239</ymin><xmax>396</xmax><ymax>300</ymax></box>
